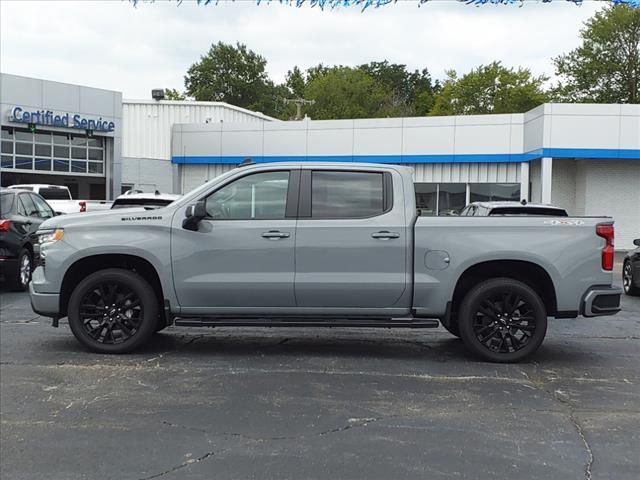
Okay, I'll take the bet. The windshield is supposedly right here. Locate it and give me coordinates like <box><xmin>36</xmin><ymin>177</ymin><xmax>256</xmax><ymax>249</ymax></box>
<box><xmin>39</xmin><ymin>188</ymin><xmax>72</xmax><ymax>200</ymax></box>
<box><xmin>1</xmin><ymin>193</ymin><xmax>14</xmax><ymax>216</ymax></box>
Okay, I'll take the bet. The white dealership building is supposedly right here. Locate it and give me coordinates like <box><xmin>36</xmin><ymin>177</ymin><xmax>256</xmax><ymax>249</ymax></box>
<box><xmin>1</xmin><ymin>74</ymin><xmax>639</xmax><ymax>248</ymax></box>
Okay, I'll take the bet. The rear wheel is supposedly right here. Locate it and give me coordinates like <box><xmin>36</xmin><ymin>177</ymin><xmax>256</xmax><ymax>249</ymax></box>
<box><xmin>67</xmin><ymin>269</ymin><xmax>158</xmax><ymax>353</ymax></box>
<box><xmin>623</xmin><ymin>260</ymin><xmax>640</xmax><ymax>296</ymax></box>
<box><xmin>458</xmin><ymin>278</ymin><xmax>547</xmax><ymax>363</ymax></box>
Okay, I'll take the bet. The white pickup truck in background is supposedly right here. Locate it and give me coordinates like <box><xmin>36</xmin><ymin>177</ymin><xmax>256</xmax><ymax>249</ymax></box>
<box><xmin>7</xmin><ymin>184</ymin><xmax>112</xmax><ymax>215</ymax></box>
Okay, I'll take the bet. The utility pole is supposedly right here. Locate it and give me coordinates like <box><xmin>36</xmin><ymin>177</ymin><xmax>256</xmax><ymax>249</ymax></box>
<box><xmin>283</xmin><ymin>98</ymin><xmax>315</xmax><ymax>120</ymax></box>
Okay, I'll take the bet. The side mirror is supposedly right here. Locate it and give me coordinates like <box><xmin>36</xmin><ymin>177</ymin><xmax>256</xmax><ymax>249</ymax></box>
<box><xmin>182</xmin><ymin>200</ymin><xmax>207</xmax><ymax>231</ymax></box>
<box><xmin>634</xmin><ymin>239</ymin><xmax>640</xmax><ymax>247</ymax></box>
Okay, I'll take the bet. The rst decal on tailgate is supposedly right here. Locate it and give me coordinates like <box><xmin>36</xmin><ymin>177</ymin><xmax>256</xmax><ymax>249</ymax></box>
<box><xmin>544</xmin><ymin>219</ymin><xmax>585</xmax><ymax>226</ymax></box>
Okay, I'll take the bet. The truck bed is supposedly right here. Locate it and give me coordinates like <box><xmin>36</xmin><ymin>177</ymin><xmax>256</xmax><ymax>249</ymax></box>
<box><xmin>412</xmin><ymin>215</ymin><xmax>613</xmax><ymax>317</ymax></box>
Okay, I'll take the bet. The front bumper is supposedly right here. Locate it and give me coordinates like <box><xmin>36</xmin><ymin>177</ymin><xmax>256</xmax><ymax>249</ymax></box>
<box><xmin>29</xmin><ymin>281</ymin><xmax>60</xmax><ymax>318</ymax></box>
<box><xmin>582</xmin><ymin>286</ymin><xmax>622</xmax><ymax>317</ymax></box>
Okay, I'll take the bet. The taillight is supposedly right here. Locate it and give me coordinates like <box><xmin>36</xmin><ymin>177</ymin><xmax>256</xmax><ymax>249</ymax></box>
<box><xmin>0</xmin><ymin>219</ymin><xmax>11</xmax><ymax>232</ymax></box>
<box><xmin>79</xmin><ymin>201</ymin><xmax>86</xmax><ymax>213</ymax></box>
<box><xmin>596</xmin><ymin>223</ymin><xmax>614</xmax><ymax>271</ymax></box>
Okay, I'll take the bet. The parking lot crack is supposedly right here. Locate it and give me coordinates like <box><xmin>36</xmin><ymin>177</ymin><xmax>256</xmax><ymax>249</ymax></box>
<box><xmin>549</xmin><ymin>389</ymin><xmax>594</xmax><ymax>480</ymax></box>
<box><xmin>522</xmin><ymin>365</ymin><xmax>594</xmax><ymax>480</ymax></box>
<box><xmin>317</xmin><ymin>417</ymin><xmax>381</xmax><ymax>436</ymax></box>
<box><xmin>137</xmin><ymin>451</ymin><xmax>215</xmax><ymax>480</ymax></box>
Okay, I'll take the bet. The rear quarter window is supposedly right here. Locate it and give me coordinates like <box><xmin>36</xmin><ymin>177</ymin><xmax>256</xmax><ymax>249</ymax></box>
<box><xmin>1</xmin><ymin>193</ymin><xmax>14</xmax><ymax>216</ymax></box>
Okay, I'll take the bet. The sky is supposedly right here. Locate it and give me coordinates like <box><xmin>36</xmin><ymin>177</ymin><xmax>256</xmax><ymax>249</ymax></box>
<box><xmin>0</xmin><ymin>0</ymin><xmax>604</xmax><ymax>99</ymax></box>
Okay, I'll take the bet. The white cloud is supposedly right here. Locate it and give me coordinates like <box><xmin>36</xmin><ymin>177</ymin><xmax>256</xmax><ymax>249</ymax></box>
<box><xmin>0</xmin><ymin>0</ymin><xmax>602</xmax><ymax>99</ymax></box>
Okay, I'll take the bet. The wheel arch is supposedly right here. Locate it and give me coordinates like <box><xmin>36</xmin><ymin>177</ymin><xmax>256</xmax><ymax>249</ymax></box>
<box><xmin>450</xmin><ymin>260</ymin><xmax>558</xmax><ymax>322</ymax></box>
<box><xmin>59</xmin><ymin>254</ymin><xmax>165</xmax><ymax>318</ymax></box>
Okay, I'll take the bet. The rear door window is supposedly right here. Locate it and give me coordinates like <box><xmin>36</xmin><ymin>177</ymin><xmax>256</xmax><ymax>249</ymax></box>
<box><xmin>18</xmin><ymin>193</ymin><xmax>38</xmax><ymax>217</ymax></box>
<box><xmin>311</xmin><ymin>171</ymin><xmax>385</xmax><ymax>219</ymax></box>
<box><xmin>30</xmin><ymin>194</ymin><xmax>55</xmax><ymax>219</ymax></box>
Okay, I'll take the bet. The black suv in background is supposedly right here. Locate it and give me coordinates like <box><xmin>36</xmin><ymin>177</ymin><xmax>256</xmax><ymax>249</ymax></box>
<box><xmin>0</xmin><ymin>188</ymin><xmax>55</xmax><ymax>290</ymax></box>
<box><xmin>623</xmin><ymin>239</ymin><xmax>640</xmax><ymax>296</ymax></box>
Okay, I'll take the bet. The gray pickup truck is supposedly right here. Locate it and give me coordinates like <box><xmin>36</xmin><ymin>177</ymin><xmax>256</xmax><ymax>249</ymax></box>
<box><xmin>29</xmin><ymin>162</ymin><xmax>622</xmax><ymax>362</ymax></box>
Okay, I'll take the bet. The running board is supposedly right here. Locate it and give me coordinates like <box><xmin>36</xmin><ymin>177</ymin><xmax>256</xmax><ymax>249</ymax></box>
<box><xmin>173</xmin><ymin>317</ymin><xmax>440</xmax><ymax>329</ymax></box>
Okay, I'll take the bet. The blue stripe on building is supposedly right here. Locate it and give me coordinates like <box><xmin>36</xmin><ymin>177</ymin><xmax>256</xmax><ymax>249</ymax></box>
<box><xmin>172</xmin><ymin>148</ymin><xmax>640</xmax><ymax>165</ymax></box>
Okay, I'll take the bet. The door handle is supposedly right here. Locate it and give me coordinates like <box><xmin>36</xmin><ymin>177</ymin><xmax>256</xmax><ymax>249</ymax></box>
<box><xmin>371</xmin><ymin>231</ymin><xmax>400</xmax><ymax>239</ymax></box>
<box><xmin>261</xmin><ymin>230</ymin><xmax>290</xmax><ymax>239</ymax></box>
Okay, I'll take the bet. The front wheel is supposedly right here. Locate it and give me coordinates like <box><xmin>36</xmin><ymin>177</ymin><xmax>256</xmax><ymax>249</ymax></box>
<box><xmin>458</xmin><ymin>278</ymin><xmax>547</xmax><ymax>363</ymax></box>
<box><xmin>623</xmin><ymin>260</ymin><xmax>640</xmax><ymax>296</ymax></box>
<box><xmin>8</xmin><ymin>249</ymin><xmax>32</xmax><ymax>291</ymax></box>
<box><xmin>67</xmin><ymin>269</ymin><xmax>158</xmax><ymax>353</ymax></box>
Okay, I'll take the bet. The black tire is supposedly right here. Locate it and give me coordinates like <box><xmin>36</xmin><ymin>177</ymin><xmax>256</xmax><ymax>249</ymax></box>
<box><xmin>623</xmin><ymin>260</ymin><xmax>640</xmax><ymax>296</ymax></box>
<box><xmin>458</xmin><ymin>278</ymin><xmax>547</xmax><ymax>363</ymax></box>
<box><xmin>8</xmin><ymin>249</ymin><xmax>32</xmax><ymax>292</ymax></box>
<box><xmin>67</xmin><ymin>269</ymin><xmax>158</xmax><ymax>353</ymax></box>
<box><xmin>154</xmin><ymin>317</ymin><xmax>168</xmax><ymax>333</ymax></box>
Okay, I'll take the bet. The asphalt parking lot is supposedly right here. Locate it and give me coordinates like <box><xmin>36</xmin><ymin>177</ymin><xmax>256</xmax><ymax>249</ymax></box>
<box><xmin>1</xmin><ymin>265</ymin><xmax>638</xmax><ymax>480</ymax></box>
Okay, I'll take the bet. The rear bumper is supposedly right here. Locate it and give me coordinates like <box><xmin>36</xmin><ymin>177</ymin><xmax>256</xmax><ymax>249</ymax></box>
<box><xmin>29</xmin><ymin>282</ymin><xmax>60</xmax><ymax>318</ymax></box>
<box><xmin>581</xmin><ymin>286</ymin><xmax>622</xmax><ymax>317</ymax></box>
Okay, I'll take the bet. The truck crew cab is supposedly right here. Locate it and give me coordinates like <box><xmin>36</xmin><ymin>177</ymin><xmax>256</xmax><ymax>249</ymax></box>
<box><xmin>29</xmin><ymin>163</ymin><xmax>621</xmax><ymax>362</ymax></box>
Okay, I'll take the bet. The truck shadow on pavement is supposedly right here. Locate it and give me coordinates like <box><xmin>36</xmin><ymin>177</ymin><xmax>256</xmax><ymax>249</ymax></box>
<box><xmin>40</xmin><ymin>325</ymin><xmax>598</xmax><ymax>366</ymax></box>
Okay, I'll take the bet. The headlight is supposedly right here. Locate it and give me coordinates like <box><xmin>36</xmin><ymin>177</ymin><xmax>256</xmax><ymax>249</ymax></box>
<box><xmin>38</xmin><ymin>228</ymin><xmax>64</xmax><ymax>245</ymax></box>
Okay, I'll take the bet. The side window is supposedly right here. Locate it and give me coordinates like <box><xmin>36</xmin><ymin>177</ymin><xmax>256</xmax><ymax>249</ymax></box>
<box><xmin>311</xmin><ymin>171</ymin><xmax>385</xmax><ymax>219</ymax></box>
<box><xmin>31</xmin><ymin>194</ymin><xmax>55</xmax><ymax>219</ymax></box>
<box><xmin>18</xmin><ymin>194</ymin><xmax>37</xmax><ymax>217</ymax></box>
<box><xmin>205</xmin><ymin>171</ymin><xmax>290</xmax><ymax>220</ymax></box>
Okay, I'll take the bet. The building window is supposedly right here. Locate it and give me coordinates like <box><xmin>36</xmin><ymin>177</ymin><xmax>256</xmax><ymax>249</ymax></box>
<box><xmin>438</xmin><ymin>183</ymin><xmax>466</xmax><ymax>216</ymax></box>
<box><xmin>469</xmin><ymin>183</ymin><xmax>520</xmax><ymax>203</ymax></box>
<box><xmin>415</xmin><ymin>183</ymin><xmax>438</xmax><ymax>216</ymax></box>
<box><xmin>416</xmin><ymin>182</ymin><xmax>521</xmax><ymax>216</ymax></box>
<box><xmin>121</xmin><ymin>183</ymin><xmax>135</xmax><ymax>195</ymax></box>
<box><xmin>0</xmin><ymin>127</ymin><xmax>105</xmax><ymax>177</ymax></box>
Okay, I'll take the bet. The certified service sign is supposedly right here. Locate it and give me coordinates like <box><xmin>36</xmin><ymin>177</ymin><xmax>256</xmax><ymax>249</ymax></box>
<box><xmin>8</xmin><ymin>106</ymin><xmax>115</xmax><ymax>132</ymax></box>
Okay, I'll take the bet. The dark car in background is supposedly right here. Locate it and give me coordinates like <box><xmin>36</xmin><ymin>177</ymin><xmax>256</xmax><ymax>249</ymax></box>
<box><xmin>0</xmin><ymin>188</ymin><xmax>55</xmax><ymax>290</ymax></box>
<box><xmin>459</xmin><ymin>201</ymin><xmax>568</xmax><ymax>217</ymax></box>
<box><xmin>623</xmin><ymin>239</ymin><xmax>640</xmax><ymax>296</ymax></box>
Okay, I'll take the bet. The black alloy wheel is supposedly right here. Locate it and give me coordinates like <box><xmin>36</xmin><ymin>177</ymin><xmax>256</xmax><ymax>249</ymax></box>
<box><xmin>80</xmin><ymin>282</ymin><xmax>142</xmax><ymax>344</ymax></box>
<box><xmin>458</xmin><ymin>278</ymin><xmax>547</xmax><ymax>363</ymax></box>
<box><xmin>8</xmin><ymin>249</ymin><xmax>32</xmax><ymax>292</ymax></box>
<box><xmin>68</xmin><ymin>269</ymin><xmax>158</xmax><ymax>353</ymax></box>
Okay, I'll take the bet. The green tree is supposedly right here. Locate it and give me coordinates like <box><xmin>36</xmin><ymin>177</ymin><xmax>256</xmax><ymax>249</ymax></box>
<box><xmin>285</xmin><ymin>66</ymin><xmax>306</xmax><ymax>98</ymax></box>
<box><xmin>554</xmin><ymin>5</ymin><xmax>640</xmax><ymax>104</ymax></box>
<box><xmin>164</xmin><ymin>88</ymin><xmax>186</xmax><ymax>100</ymax></box>
<box><xmin>430</xmin><ymin>62</ymin><xmax>549</xmax><ymax>116</ymax></box>
<box><xmin>304</xmin><ymin>67</ymin><xmax>391</xmax><ymax>120</ymax></box>
<box><xmin>184</xmin><ymin>42</ymin><xmax>279</xmax><ymax>115</ymax></box>
<box><xmin>359</xmin><ymin>61</ymin><xmax>439</xmax><ymax>116</ymax></box>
